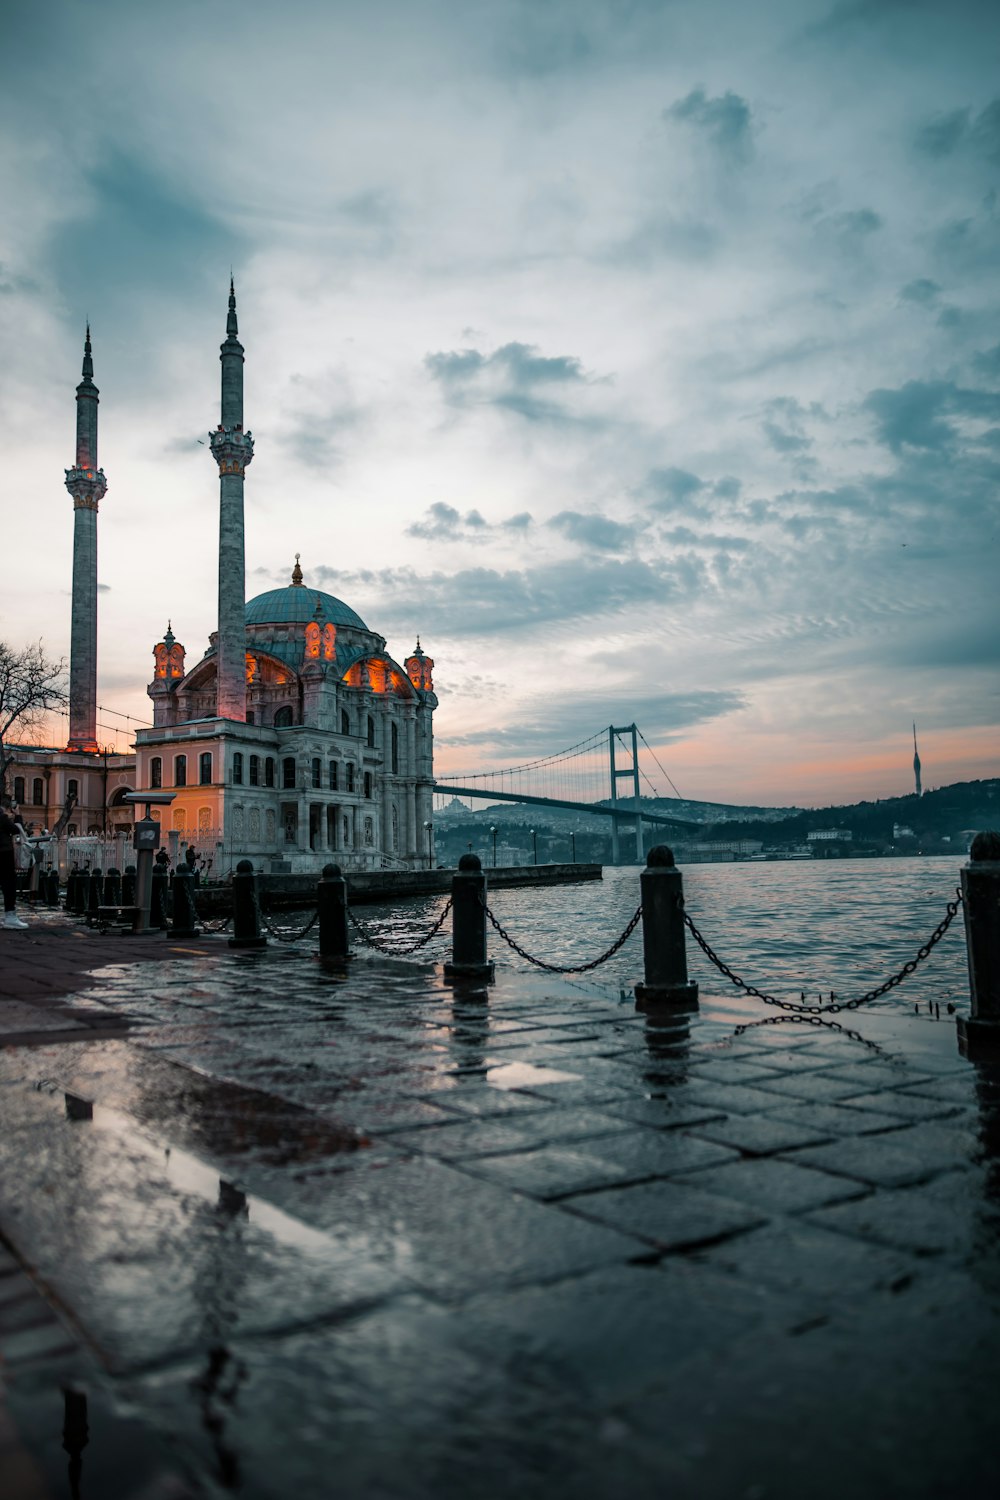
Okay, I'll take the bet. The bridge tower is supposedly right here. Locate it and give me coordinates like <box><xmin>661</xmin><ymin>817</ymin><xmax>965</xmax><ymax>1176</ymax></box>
<box><xmin>609</xmin><ymin>723</ymin><xmax>643</xmax><ymax>865</ymax></box>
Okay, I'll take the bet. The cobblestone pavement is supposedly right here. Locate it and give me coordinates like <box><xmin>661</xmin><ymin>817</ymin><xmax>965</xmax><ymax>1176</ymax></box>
<box><xmin>0</xmin><ymin>911</ymin><xmax>997</xmax><ymax>1498</ymax></box>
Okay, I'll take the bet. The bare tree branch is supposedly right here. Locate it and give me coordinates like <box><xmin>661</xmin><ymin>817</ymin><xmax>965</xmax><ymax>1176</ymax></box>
<box><xmin>0</xmin><ymin>640</ymin><xmax>69</xmax><ymax>791</ymax></box>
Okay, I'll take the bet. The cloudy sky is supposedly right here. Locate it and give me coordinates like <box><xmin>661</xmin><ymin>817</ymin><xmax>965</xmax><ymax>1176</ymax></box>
<box><xmin>1</xmin><ymin>0</ymin><xmax>998</xmax><ymax>806</ymax></box>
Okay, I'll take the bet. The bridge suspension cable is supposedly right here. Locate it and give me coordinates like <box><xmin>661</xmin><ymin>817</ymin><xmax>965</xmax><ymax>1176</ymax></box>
<box><xmin>435</xmin><ymin>729</ymin><xmax>608</xmax><ymax>784</ymax></box>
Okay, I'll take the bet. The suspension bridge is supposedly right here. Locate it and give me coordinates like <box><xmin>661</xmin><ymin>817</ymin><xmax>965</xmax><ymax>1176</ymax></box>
<box><xmin>433</xmin><ymin>723</ymin><xmax>697</xmax><ymax>863</ymax></box>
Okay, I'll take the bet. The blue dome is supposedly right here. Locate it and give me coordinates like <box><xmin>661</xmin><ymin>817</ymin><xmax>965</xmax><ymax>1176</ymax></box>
<box><xmin>245</xmin><ymin>586</ymin><xmax>367</xmax><ymax>631</ymax></box>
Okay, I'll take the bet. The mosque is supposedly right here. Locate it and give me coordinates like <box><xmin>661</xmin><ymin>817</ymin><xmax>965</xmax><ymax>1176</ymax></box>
<box><xmin>138</xmin><ymin>282</ymin><xmax>437</xmax><ymax>873</ymax></box>
<box><xmin>8</xmin><ymin>284</ymin><xmax>438</xmax><ymax>874</ymax></box>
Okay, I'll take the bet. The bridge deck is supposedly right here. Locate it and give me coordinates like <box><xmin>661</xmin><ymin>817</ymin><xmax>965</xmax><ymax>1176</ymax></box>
<box><xmin>433</xmin><ymin>784</ymin><xmax>696</xmax><ymax>829</ymax></box>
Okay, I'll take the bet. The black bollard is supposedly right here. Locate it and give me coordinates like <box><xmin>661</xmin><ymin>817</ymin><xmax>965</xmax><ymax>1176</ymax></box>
<box><xmin>317</xmin><ymin>864</ymin><xmax>351</xmax><ymax>960</ymax></box>
<box><xmin>957</xmin><ymin>831</ymin><xmax>1000</xmax><ymax>1060</ymax></box>
<box><xmin>86</xmin><ymin>868</ymin><xmax>103</xmax><ymax>925</ymax></box>
<box><xmin>122</xmin><ymin>865</ymin><xmax>137</xmax><ymax>905</ymax></box>
<box><xmin>64</xmin><ymin>868</ymin><xmax>77</xmax><ymax>911</ymax></box>
<box><xmin>45</xmin><ymin>868</ymin><xmax>60</xmax><ymax>907</ymax></box>
<box><xmin>104</xmin><ymin>867</ymin><xmax>122</xmax><ymax>908</ymax></box>
<box><xmin>229</xmin><ymin>860</ymin><xmax>267</xmax><ymax>949</ymax></box>
<box><xmin>73</xmin><ymin>869</ymin><xmax>89</xmax><ymax>917</ymax></box>
<box><xmin>150</xmin><ymin>864</ymin><xmax>170</xmax><ymax>930</ymax></box>
<box><xmin>443</xmin><ymin>853</ymin><xmax>495</xmax><ymax>982</ymax></box>
<box><xmin>170</xmin><ymin>865</ymin><xmax>200</xmax><ymax>939</ymax></box>
<box><xmin>634</xmin><ymin>846</ymin><xmax>699</xmax><ymax>1012</ymax></box>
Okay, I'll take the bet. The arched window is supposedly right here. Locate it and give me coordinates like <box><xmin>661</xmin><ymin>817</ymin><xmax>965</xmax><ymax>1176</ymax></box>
<box><xmin>328</xmin><ymin>760</ymin><xmax>338</xmax><ymax>790</ymax></box>
<box><xmin>311</xmin><ymin>757</ymin><xmax>321</xmax><ymax>788</ymax></box>
<box><xmin>199</xmin><ymin>752</ymin><xmax>212</xmax><ymax>785</ymax></box>
<box><xmin>150</xmin><ymin>757</ymin><xmax>162</xmax><ymax>789</ymax></box>
<box><xmin>346</xmin><ymin>763</ymin><xmax>355</xmax><ymax>794</ymax></box>
<box><xmin>249</xmin><ymin>755</ymin><xmax>260</xmax><ymax>786</ymax></box>
<box><xmin>67</xmin><ymin>778</ymin><xmax>79</xmax><ymax>802</ymax></box>
<box><xmin>340</xmin><ymin>709</ymin><xmax>350</xmax><ymax>737</ymax></box>
<box><xmin>391</xmin><ymin>721</ymin><xmax>399</xmax><ymax>774</ymax></box>
<box><xmin>233</xmin><ymin>752</ymin><xmax>244</xmax><ymax>785</ymax></box>
<box><xmin>274</xmin><ymin>705</ymin><xmax>294</xmax><ymax>728</ymax></box>
<box><xmin>174</xmin><ymin>754</ymin><xmax>187</xmax><ymax>787</ymax></box>
<box><xmin>246</xmin><ymin>709</ymin><xmax>255</xmax><ymax>725</ymax></box>
<box><xmin>265</xmin><ymin>757</ymin><xmax>275</xmax><ymax>787</ymax></box>
<box><xmin>367</xmin><ymin>715</ymin><xmax>375</xmax><ymax>749</ymax></box>
<box><xmin>13</xmin><ymin>776</ymin><xmax>24</xmax><ymax>804</ymax></box>
<box><xmin>282</xmin><ymin>757</ymin><xmax>296</xmax><ymax>789</ymax></box>
<box><xmin>32</xmin><ymin>778</ymin><xmax>44</xmax><ymax>806</ymax></box>
<box><xmin>363</xmin><ymin>771</ymin><xmax>373</xmax><ymax>799</ymax></box>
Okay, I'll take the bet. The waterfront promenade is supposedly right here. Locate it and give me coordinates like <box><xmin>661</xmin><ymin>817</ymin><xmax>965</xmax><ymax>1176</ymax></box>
<box><xmin>1</xmin><ymin>900</ymin><xmax>997</xmax><ymax>1499</ymax></box>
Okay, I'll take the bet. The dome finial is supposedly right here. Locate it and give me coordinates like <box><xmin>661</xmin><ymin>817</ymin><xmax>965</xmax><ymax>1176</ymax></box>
<box><xmin>291</xmin><ymin>553</ymin><xmax>303</xmax><ymax>586</ymax></box>
<box><xmin>163</xmin><ymin>620</ymin><xmax>175</xmax><ymax>648</ymax></box>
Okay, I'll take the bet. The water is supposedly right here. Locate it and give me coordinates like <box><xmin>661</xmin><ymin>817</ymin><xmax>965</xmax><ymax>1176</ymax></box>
<box><xmin>359</xmin><ymin>854</ymin><xmax>969</xmax><ymax>1013</ymax></box>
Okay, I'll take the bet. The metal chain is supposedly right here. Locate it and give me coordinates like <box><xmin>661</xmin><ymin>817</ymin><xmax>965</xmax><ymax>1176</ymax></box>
<box><xmin>347</xmin><ymin>898</ymin><xmax>453</xmax><ymax>957</ymax></box>
<box><xmin>681</xmin><ymin>887</ymin><xmax>963</xmax><ymax>1015</ymax></box>
<box><xmin>259</xmin><ymin>907</ymin><xmax>320</xmax><ymax>943</ymax></box>
<box><xmin>198</xmin><ymin>914</ymin><xmax>233</xmax><ymax>934</ymax></box>
<box><xmin>481</xmin><ymin>899</ymin><xmax>643</xmax><ymax>974</ymax></box>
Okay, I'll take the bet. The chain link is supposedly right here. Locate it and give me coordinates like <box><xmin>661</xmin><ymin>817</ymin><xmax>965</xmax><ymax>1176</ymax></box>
<box><xmin>198</xmin><ymin>913</ymin><xmax>233</xmax><ymax>934</ymax></box>
<box><xmin>347</xmin><ymin>898</ymin><xmax>453</xmax><ymax>957</ymax></box>
<box><xmin>681</xmin><ymin>887</ymin><xmax>963</xmax><ymax>1015</ymax></box>
<box><xmin>259</xmin><ymin>907</ymin><xmax>320</xmax><ymax>943</ymax></box>
<box><xmin>481</xmin><ymin>899</ymin><xmax>643</xmax><ymax>974</ymax></box>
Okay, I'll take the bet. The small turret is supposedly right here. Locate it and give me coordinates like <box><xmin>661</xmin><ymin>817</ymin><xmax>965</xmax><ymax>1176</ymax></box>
<box><xmin>405</xmin><ymin>638</ymin><xmax>434</xmax><ymax>693</ymax></box>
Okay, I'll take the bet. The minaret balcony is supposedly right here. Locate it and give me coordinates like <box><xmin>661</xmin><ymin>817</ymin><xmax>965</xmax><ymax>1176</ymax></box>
<box><xmin>210</xmin><ymin>427</ymin><xmax>254</xmax><ymax>475</ymax></box>
<box><xmin>64</xmin><ymin>466</ymin><xmax>107</xmax><ymax>510</ymax></box>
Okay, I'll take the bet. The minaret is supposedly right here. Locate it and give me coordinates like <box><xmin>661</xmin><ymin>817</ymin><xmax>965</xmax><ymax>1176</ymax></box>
<box><xmin>64</xmin><ymin>325</ymin><xmax>107</xmax><ymax>753</ymax></box>
<box><xmin>913</xmin><ymin>723</ymin><xmax>922</xmax><ymax>798</ymax></box>
<box><xmin>209</xmin><ymin>279</ymin><xmax>254</xmax><ymax>721</ymax></box>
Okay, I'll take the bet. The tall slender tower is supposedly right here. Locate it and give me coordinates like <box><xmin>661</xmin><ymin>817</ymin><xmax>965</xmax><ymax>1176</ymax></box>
<box><xmin>64</xmin><ymin>326</ymin><xmax>107</xmax><ymax>753</ymax></box>
<box><xmin>209</xmin><ymin>279</ymin><xmax>253</xmax><ymax>721</ymax></box>
<box><xmin>913</xmin><ymin>723</ymin><xmax>922</xmax><ymax>797</ymax></box>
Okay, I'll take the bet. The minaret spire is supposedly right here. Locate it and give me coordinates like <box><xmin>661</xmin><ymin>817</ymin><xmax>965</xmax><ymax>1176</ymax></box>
<box><xmin>913</xmin><ymin>723</ymin><xmax>922</xmax><ymax>798</ymax></box>
<box><xmin>209</xmin><ymin>278</ymin><xmax>253</xmax><ymax>721</ymax></box>
<box><xmin>64</xmin><ymin>325</ymin><xmax>107</xmax><ymax>753</ymax></box>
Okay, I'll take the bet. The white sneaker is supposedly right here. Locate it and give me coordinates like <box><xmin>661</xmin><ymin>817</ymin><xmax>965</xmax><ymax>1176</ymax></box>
<box><xmin>3</xmin><ymin>913</ymin><xmax>28</xmax><ymax>929</ymax></box>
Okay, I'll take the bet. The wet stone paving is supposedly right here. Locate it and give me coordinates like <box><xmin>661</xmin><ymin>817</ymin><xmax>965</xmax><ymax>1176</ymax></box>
<box><xmin>0</xmin><ymin>912</ymin><xmax>998</xmax><ymax>1498</ymax></box>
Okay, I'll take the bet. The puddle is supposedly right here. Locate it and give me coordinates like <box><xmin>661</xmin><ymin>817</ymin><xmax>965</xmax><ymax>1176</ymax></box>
<box><xmin>89</xmin><ymin>1101</ymin><xmax>349</xmax><ymax>1261</ymax></box>
<box><xmin>484</xmin><ymin>1060</ymin><xmax>581</xmax><ymax>1089</ymax></box>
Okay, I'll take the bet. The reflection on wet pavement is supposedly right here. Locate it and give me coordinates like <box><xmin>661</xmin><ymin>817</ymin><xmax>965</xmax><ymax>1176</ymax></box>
<box><xmin>0</xmin><ymin>885</ymin><xmax>998</xmax><ymax>1497</ymax></box>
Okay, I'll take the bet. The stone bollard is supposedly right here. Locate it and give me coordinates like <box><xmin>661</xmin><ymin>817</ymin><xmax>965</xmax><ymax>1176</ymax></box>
<box><xmin>443</xmin><ymin>853</ymin><xmax>495</xmax><ymax>982</ymax></box>
<box><xmin>318</xmin><ymin>864</ymin><xmax>351</xmax><ymax>961</ymax></box>
<box><xmin>122</xmin><ymin>865</ymin><xmax>137</xmax><ymax>906</ymax></box>
<box><xmin>957</xmin><ymin>831</ymin><xmax>1000</xmax><ymax>1060</ymax></box>
<box><xmin>150</xmin><ymin>864</ymin><xmax>170</xmax><ymax>930</ymax></box>
<box><xmin>86</xmin><ymin>868</ymin><xmax>103</xmax><ymax>925</ymax></box>
<box><xmin>634</xmin><ymin>846</ymin><xmax>699</xmax><ymax>1012</ymax></box>
<box><xmin>104</xmin><ymin>868</ymin><xmax>122</xmax><ymax>908</ymax></box>
<box><xmin>229</xmin><ymin>860</ymin><xmax>267</xmax><ymax>950</ymax></box>
<box><xmin>170</xmin><ymin>865</ymin><xmax>200</xmax><ymax>940</ymax></box>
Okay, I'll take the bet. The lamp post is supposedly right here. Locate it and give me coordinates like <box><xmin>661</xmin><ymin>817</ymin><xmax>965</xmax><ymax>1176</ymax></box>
<box><xmin>530</xmin><ymin>827</ymin><xmax>537</xmax><ymax>865</ymax></box>
<box><xmin>423</xmin><ymin>820</ymin><xmax>433</xmax><ymax>869</ymax></box>
<box><xmin>570</xmin><ymin>831</ymin><xmax>576</xmax><ymax>864</ymax></box>
<box><xmin>101</xmin><ymin>745</ymin><xmax>112</xmax><ymax>842</ymax></box>
<box><xmin>490</xmin><ymin>825</ymin><xmax>497</xmax><ymax>867</ymax></box>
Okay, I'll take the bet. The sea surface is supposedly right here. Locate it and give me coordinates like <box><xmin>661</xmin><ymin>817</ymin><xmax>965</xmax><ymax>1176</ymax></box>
<box><xmin>360</xmin><ymin>854</ymin><xmax>970</xmax><ymax>1021</ymax></box>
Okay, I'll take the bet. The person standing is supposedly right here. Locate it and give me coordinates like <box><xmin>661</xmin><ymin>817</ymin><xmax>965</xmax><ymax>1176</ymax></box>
<box><xmin>0</xmin><ymin>797</ymin><xmax>29</xmax><ymax>929</ymax></box>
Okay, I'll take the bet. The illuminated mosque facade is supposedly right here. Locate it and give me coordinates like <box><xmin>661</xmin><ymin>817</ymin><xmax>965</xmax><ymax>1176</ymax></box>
<box><xmin>134</xmin><ymin>283</ymin><xmax>438</xmax><ymax>874</ymax></box>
